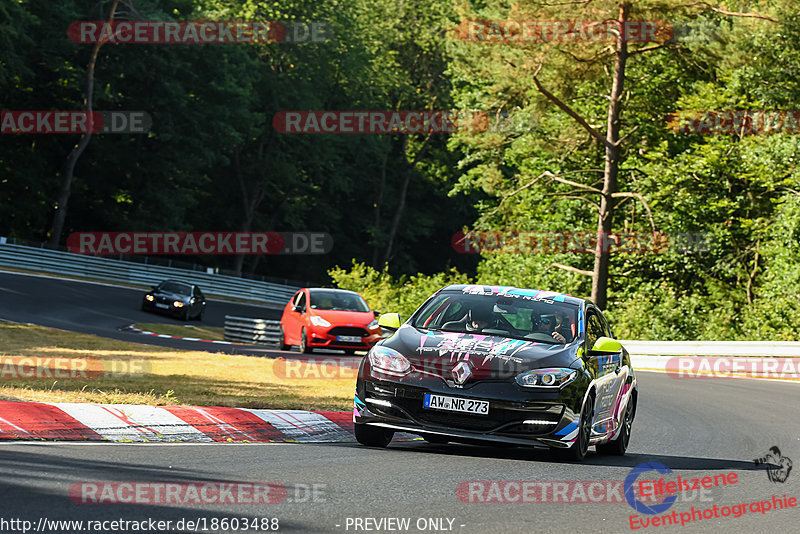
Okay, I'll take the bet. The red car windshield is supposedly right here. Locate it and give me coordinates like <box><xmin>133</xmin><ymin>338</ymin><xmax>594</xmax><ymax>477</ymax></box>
<box><xmin>309</xmin><ymin>290</ymin><xmax>370</xmax><ymax>312</ymax></box>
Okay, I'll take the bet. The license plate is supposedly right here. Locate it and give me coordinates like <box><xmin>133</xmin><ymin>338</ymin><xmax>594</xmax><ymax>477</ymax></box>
<box><xmin>423</xmin><ymin>393</ymin><xmax>489</xmax><ymax>415</ymax></box>
<box><xmin>337</xmin><ymin>335</ymin><xmax>361</xmax><ymax>342</ymax></box>
<box><xmin>155</xmin><ymin>303</ymin><xmax>169</xmax><ymax>309</ymax></box>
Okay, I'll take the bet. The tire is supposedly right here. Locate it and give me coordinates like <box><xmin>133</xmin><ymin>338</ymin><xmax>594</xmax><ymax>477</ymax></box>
<box><xmin>343</xmin><ymin>348</ymin><xmax>356</xmax><ymax>355</ymax></box>
<box><xmin>552</xmin><ymin>394</ymin><xmax>594</xmax><ymax>462</ymax></box>
<box><xmin>354</xmin><ymin>423</ymin><xmax>394</xmax><ymax>448</ymax></box>
<box><xmin>181</xmin><ymin>308</ymin><xmax>190</xmax><ymax>321</ymax></box>
<box><xmin>195</xmin><ymin>307</ymin><xmax>204</xmax><ymax>321</ymax></box>
<box><xmin>596</xmin><ymin>397</ymin><xmax>633</xmax><ymax>456</ymax></box>
<box><xmin>278</xmin><ymin>327</ymin><xmax>291</xmax><ymax>351</ymax></box>
<box><xmin>300</xmin><ymin>328</ymin><xmax>312</xmax><ymax>354</ymax></box>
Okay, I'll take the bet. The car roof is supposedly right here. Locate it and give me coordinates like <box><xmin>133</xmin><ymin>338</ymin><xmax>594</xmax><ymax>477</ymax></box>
<box><xmin>438</xmin><ymin>284</ymin><xmax>589</xmax><ymax>307</ymax></box>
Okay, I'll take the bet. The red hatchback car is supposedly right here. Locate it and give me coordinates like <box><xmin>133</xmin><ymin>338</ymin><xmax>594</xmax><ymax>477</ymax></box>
<box><xmin>279</xmin><ymin>288</ymin><xmax>382</xmax><ymax>354</ymax></box>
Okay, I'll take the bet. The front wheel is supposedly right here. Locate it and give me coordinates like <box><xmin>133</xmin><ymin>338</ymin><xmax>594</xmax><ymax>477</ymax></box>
<box><xmin>354</xmin><ymin>423</ymin><xmax>394</xmax><ymax>448</ymax></box>
<box><xmin>552</xmin><ymin>395</ymin><xmax>593</xmax><ymax>462</ymax></box>
<box><xmin>300</xmin><ymin>328</ymin><xmax>312</xmax><ymax>354</ymax></box>
<box><xmin>596</xmin><ymin>397</ymin><xmax>633</xmax><ymax>456</ymax></box>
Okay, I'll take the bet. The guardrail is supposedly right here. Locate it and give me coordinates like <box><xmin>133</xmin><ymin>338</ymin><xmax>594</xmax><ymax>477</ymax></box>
<box><xmin>0</xmin><ymin>242</ymin><xmax>299</xmax><ymax>307</ymax></box>
<box><xmin>623</xmin><ymin>340</ymin><xmax>800</xmax><ymax>382</ymax></box>
<box><xmin>621</xmin><ymin>340</ymin><xmax>800</xmax><ymax>357</ymax></box>
<box><xmin>224</xmin><ymin>316</ymin><xmax>281</xmax><ymax>344</ymax></box>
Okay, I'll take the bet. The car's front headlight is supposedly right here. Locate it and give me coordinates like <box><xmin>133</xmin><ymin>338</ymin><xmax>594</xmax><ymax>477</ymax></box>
<box><xmin>367</xmin><ymin>319</ymin><xmax>379</xmax><ymax>329</ymax></box>
<box><xmin>145</xmin><ymin>295</ymin><xmax>154</xmax><ymax>301</ymax></box>
<box><xmin>516</xmin><ymin>368</ymin><xmax>578</xmax><ymax>388</ymax></box>
<box><xmin>368</xmin><ymin>346</ymin><xmax>410</xmax><ymax>375</ymax></box>
<box><xmin>309</xmin><ymin>315</ymin><xmax>331</xmax><ymax>327</ymax></box>
<box><xmin>173</xmin><ymin>301</ymin><xmax>184</xmax><ymax>308</ymax></box>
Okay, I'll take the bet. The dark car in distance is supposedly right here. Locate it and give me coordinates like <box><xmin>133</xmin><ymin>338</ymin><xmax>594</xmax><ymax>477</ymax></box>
<box><xmin>354</xmin><ymin>284</ymin><xmax>637</xmax><ymax>461</ymax></box>
<box><xmin>141</xmin><ymin>280</ymin><xmax>207</xmax><ymax>321</ymax></box>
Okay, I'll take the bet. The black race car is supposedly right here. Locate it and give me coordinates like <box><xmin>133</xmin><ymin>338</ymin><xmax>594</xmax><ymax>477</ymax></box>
<box><xmin>353</xmin><ymin>284</ymin><xmax>637</xmax><ymax>461</ymax></box>
<box><xmin>141</xmin><ymin>280</ymin><xmax>206</xmax><ymax>321</ymax></box>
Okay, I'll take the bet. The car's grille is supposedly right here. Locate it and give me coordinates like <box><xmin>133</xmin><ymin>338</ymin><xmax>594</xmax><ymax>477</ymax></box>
<box><xmin>329</xmin><ymin>327</ymin><xmax>368</xmax><ymax>337</ymax></box>
<box><xmin>412</xmin><ymin>410</ymin><xmax>501</xmax><ymax>431</ymax></box>
<box><xmin>156</xmin><ymin>296</ymin><xmax>172</xmax><ymax>304</ymax></box>
<box><xmin>384</xmin><ymin>391</ymin><xmax>564</xmax><ymax>433</ymax></box>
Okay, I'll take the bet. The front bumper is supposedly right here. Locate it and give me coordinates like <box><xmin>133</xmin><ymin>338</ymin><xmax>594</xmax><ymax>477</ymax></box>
<box><xmin>354</xmin><ymin>377</ymin><xmax>585</xmax><ymax>449</ymax></box>
<box><xmin>307</xmin><ymin>327</ymin><xmax>381</xmax><ymax>350</ymax></box>
<box><xmin>143</xmin><ymin>298</ymin><xmax>187</xmax><ymax>317</ymax></box>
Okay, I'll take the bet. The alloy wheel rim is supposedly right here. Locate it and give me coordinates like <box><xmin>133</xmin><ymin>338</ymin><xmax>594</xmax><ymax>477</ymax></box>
<box><xmin>579</xmin><ymin>402</ymin><xmax>592</xmax><ymax>455</ymax></box>
<box><xmin>622</xmin><ymin>402</ymin><xmax>632</xmax><ymax>447</ymax></box>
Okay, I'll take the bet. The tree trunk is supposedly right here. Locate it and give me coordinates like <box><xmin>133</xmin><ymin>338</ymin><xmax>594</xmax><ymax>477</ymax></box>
<box><xmin>381</xmin><ymin>134</ymin><xmax>432</xmax><ymax>266</ymax></box>
<box><xmin>382</xmin><ymin>162</ymin><xmax>412</xmax><ymax>266</ymax></box>
<box><xmin>46</xmin><ymin>0</ymin><xmax>119</xmax><ymax>249</ymax></box>
<box><xmin>591</xmin><ymin>1</ymin><xmax>629</xmax><ymax>309</ymax></box>
<box><xmin>371</xmin><ymin>146</ymin><xmax>389</xmax><ymax>268</ymax></box>
<box><xmin>233</xmin><ymin>149</ymin><xmax>266</xmax><ymax>277</ymax></box>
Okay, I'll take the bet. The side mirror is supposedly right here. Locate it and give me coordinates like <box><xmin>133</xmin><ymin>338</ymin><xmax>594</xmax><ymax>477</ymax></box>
<box><xmin>373</xmin><ymin>311</ymin><xmax>380</xmax><ymax>318</ymax></box>
<box><xmin>378</xmin><ymin>312</ymin><xmax>402</xmax><ymax>331</ymax></box>
<box><xmin>588</xmin><ymin>336</ymin><xmax>622</xmax><ymax>355</ymax></box>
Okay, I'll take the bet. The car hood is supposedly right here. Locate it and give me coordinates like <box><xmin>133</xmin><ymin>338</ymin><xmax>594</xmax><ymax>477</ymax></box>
<box><xmin>382</xmin><ymin>325</ymin><xmax>580</xmax><ymax>381</ymax></box>
<box><xmin>310</xmin><ymin>309</ymin><xmax>374</xmax><ymax>325</ymax></box>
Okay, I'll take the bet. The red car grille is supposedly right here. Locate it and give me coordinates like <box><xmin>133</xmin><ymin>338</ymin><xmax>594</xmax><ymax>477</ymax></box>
<box><xmin>328</xmin><ymin>326</ymin><xmax>368</xmax><ymax>337</ymax></box>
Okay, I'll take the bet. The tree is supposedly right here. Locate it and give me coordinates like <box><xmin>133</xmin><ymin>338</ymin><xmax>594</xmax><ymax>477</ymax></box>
<box><xmin>448</xmin><ymin>0</ymin><xmax>779</xmax><ymax>308</ymax></box>
<box><xmin>46</xmin><ymin>0</ymin><xmax>121</xmax><ymax>248</ymax></box>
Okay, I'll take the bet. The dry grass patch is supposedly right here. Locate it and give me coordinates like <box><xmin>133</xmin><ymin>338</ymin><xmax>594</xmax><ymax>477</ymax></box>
<box><xmin>0</xmin><ymin>323</ymin><xmax>354</xmax><ymax>410</ymax></box>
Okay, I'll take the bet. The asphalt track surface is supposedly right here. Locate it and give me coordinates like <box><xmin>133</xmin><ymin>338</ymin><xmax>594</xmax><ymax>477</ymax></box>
<box><xmin>1</xmin><ymin>270</ymin><xmax>798</xmax><ymax>532</ymax></box>
<box><xmin>0</xmin><ymin>373</ymin><xmax>797</xmax><ymax>533</ymax></box>
<box><xmin>0</xmin><ymin>270</ymin><xmax>311</xmax><ymax>357</ymax></box>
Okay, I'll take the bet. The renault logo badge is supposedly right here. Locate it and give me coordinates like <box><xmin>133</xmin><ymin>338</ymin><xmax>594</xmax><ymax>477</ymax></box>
<box><xmin>452</xmin><ymin>361</ymin><xmax>472</xmax><ymax>385</ymax></box>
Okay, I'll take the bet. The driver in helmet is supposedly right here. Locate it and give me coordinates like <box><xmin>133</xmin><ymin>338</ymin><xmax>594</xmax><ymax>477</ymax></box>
<box><xmin>532</xmin><ymin>310</ymin><xmax>567</xmax><ymax>343</ymax></box>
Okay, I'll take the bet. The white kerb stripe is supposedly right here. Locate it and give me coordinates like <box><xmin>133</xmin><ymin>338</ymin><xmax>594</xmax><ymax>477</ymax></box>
<box><xmin>245</xmin><ymin>409</ymin><xmax>353</xmax><ymax>442</ymax></box>
<box><xmin>50</xmin><ymin>403</ymin><xmax>213</xmax><ymax>442</ymax></box>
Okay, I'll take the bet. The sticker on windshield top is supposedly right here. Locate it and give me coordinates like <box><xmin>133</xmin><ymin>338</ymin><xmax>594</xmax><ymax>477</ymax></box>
<box><xmin>461</xmin><ymin>285</ymin><xmax>566</xmax><ymax>304</ymax></box>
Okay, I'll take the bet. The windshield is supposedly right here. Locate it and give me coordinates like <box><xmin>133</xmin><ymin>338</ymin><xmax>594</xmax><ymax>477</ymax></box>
<box><xmin>158</xmin><ymin>281</ymin><xmax>192</xmax><ymax>295</ymax></box>
<box><xmin>309</xmin><ymin>290</ymin><xmax>370</xmax><ymax>312</ymax></box>
<box><xmin>411</xmin><ymin>291</ymin><xmax>578</xmax><ymax>343</ymax></box>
